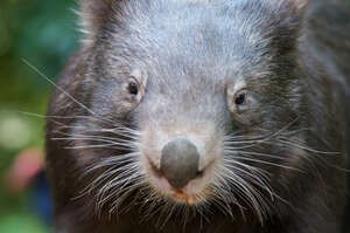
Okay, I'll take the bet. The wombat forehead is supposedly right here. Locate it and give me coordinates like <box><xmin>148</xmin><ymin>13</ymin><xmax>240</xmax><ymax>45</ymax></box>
<box><xmin>105</xmin><ymin>1</ymin><xmax>271</xmax><ymax>85</ymax></box>
<box><xmin>126</xmin><ymin>27</ymin><xmax>265</xmax><ymax>86</ymax></box>
<box><xmin>119</xmin><ymin>1</ymin><xmax>267</xmax><ymax>65</ymax></box>
<box><xmin>144</xmin><ymin>16</ymin><xmax>260</xmax><ymax>60</ymax></box>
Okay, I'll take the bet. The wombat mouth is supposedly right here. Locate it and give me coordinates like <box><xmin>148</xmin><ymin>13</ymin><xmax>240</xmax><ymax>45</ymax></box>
<box><xmin>144</xmin><ymin>153</ymin><xmax>217</xmax><ymax>205</ymax></box>
<box><xmin>171</xmin><ymin>190</ymin><xmax>205</xmax><ymax>205</ymax></box>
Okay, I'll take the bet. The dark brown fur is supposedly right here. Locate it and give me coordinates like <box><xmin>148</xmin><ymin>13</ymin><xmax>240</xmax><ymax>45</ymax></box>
<box><xmin>46</xmin><ymin>0</ymin><xmax>350</xmax><ymax>232</ymax></box>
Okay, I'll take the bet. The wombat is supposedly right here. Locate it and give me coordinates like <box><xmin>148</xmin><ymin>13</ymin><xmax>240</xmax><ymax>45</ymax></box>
<box><xmin>46</xmin><ymin>0</ymin><xmax>350</xmax><ymax>232</ymax></box>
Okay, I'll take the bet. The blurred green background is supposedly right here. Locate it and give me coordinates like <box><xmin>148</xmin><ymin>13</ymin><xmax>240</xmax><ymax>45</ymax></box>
<box><xmin>0</xmin><ymin>0</ymin><xmax>79</xmax><ymax>232</ymax></box>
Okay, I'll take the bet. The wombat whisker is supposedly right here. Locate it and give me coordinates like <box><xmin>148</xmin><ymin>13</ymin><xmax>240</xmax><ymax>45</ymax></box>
<box><xmin>213</xmin><ymin>174</ymin><xmax>245</xmax><ymax>212</ymax></box>
<box><xmin>154</xmin><ymin>200</ymin><xmax>171</xmax><ymax>229</ymax></box>
<box><xmin>235</xmin><ymin>157</ymin><xmax>303</xmax><ymax>172</ymax></box>
<box><xmin>24</xmin><ymin>111</ymin><xmax>112</xmax><ymax>125</ymax></box>
<box><xmin>117</xmin><ymin>187</ymin><xmax>147</xmax><ymax>217</ymax></box>
<box><xmin>136</xmin><ymin>189</ymin><xmax>155</xmax><ymax>215</ymax></box>
<box><xmin>96</xmin><ymin>158</ymin><xmax>140</xmax><ymax>179</ymax></box>
<box><xmin>76</xmin><ymin>152</ymin><xmax>140</xmax><ymax>194</ymax></box>
<box><xmin>54</xmin><ymin>124</ymin><xmax>141</xmax><ymax>140</ymax></box>
<box><xmin>98</xmin><ymin>180</ymin><xmax>135</xmax><ymax>209</ymax></box>
<box><xmin>101</xmin><ymin>173</ymin><xmax>143</xmax><ymax>198</ymax></box>
<box><xmin>220</xmin><ymin>168</ymin><xmax>272</xmax><ymax>204</ymax></box>
<box><xmin>71</xmin><ymin>124</ymin><xmax>141</xmax><ymax>136</ymax></box>
<box><xmin>84</xmin><ymin>126</ymin><xmax>140</xmax><ymax>134</ymax></box>
<box><xmin>100</xmin><ymin>182</ymin><xmax>142</xmax><ymax>217</ymax></box>
<box><xmin>276</xmin><ymin>137</ymin><xmax>340</xmax><ymax>155</ymax></box>
<box><xmin>18</xmin><ymin>111</ymin><xmax>85</xmax><ymax>126</ymax></box>
<box><xmin>96</xmin><ymin>173</ymin><xmax>143</xmax><ymax>211</ymax></box>
<box><xmin>273</xmin><ymin>139</ymin><xmax>350</xmax><ymax>172</ymax></box>
<box><xmin>214</xmin><ymin>175</ymin><xmax>240</xmax><ymax>206</ymax></box>
<box><xmin>227</xmin><ymin>138</ymin><xmax>323</xmax><ymax>175</ymax></box>
<box><xmin>196</xmin><ymin>204</ymin><xmax>210</xmax><ymax>227</ymax></box>
<box><xmin>179</xmin><ymin>205</ymin><xmax>190</xmax><ymax>231</ymax></box>
<box><xmin>73</xmin><ymin>165</ymin><xmax>140</xmax><ymax>202</ymax></box>
<box><xmin>52</xmin><ymin>119</ymin><xmax>137</xmax><ymax>132</ymax></box>
<box><xmin>63</xmin><ymin>144</ymin><xmax>126</xmax><ymax>150</ymax></box>
<box><xmin>264</xmin><ymin>139</ymin><xmax>337</xmax><ymax>170</ymax></box>
<box><xmin>223</xmin><ymin>134</ymin><xmax>274</xmax><ymax>144</ymax></box>
<box><xmin>222</xmin><ymin>157</ymin><xmax>272</xmax><ymax>178</ymax></box>
<box><xmin>52</xmin><ymin>136</ymin><xmax>133</xmax><ymax>148</ymax></box>
<box><xmin>83</xmin><ymin>158</ymin><xmax>138</xmax><ymax>179</ymax></box>
<box><xmin>22</xmin><ymin>110</ymin><xmax>141</xmax><ymax>145</ymax></box>
<box><xmin>104</xmin><ymin>177</ymin><xmax>144</xmax><ymax>211</ymax></box>
<box><xmin>139</xmin><ymin>192</ymin><xmax>163</xmax><ymax>223</ymax></box>
<box><xmin>52</xmin><ymin>136</ymin><xmax>128</xmax><ymax>145</ymax></box>
<box><xmin>225</xmin><ymin>164</ymin><xmax>274</xmax><ymax>207</ymax></box>
<box><xmin>256</xmin><ymin>127</ymin><xmax>311</xmax><ymax>136</ymax></box>
<box><xmin>222</xmin><ymin>158</ymin><xmax>277</xmax><ymax>210</ymax></box>
<box><xmin>225</xmin><ymin>166</ymin><xmax>273</xmax><ymax>199</ymax></box>
<box><xmin>23</xmin><ymin>59</ymin><xmax>96</xmax><ymax>114</ymax></box>
<box><xmin>89</xmin><ymin>163</ymin><xmax>141</xmax><ymax>192</ymax></box>
<box><xmin>222</xmin><ymin>136</ymin><xmax>281</xmax><ymax>150</ymax></box>
<box><xmin>211</xmin><ymin>193</ymin><xmax>235</xmax><ymax>219</ymax></box>
<box><xmin>223</xmin><ymin>117</ymin><xmax>300</xmax><ymax>148</ymax></box>
<box><xmin>224</xmin><ymin>117</ymin><xmax>299</xmax><ymax>150</ymax></box>
<box><xmin>21</xmin><ymin>59</ymin><xmax>121</xmax><ymax>126</ymax></box>
<box><xmin>227</xmin><ymin>150</ymin><xmax>295</xmax><ymax>163</ymax></box>
<box><xmin>98</xmin><ymin>167</ymin><xmax>142</xmax><ymax>195</ymax></box>
<box><xmin>57</xmin><ymin>125</ymin><xmax>141</xmax><ymax>137</ymax></box>
<box><xmin>97</xmin><ymin>167</ymin><xmax>138</xmax><ymax>188</ymax></box>
<box><xmin>160</xmin><ymin>202</ymin><xmax>178</xmax><ymax>229</ymax></box>
<box><xmin>81</xmin><ymin>174</ymin><xmax>135</xmax><ymax>202</ymax></box>
<box><xmin>52</xmin><ymin>127</ymin><xmax>136</xmax><ymax>139</ymax></box>
<box><xmin>89</xmin><ymin>155</ymin><xmax>140</xmax><ymax>170</ymax></box>
<box><xmin>17</xmin><ymin>111</ymin><xmax>101</xmax><ymax>124</ymax></box>
<box><xmin>279</xmin><ymin>127</ymin><xmax>312</xmax><ymax>137</ymax></box>
<box><xmin>220</xmin><ymin>166</ymin><xmax>268</xmax><ymax>224</ymax></box>
<box><xmin>74</xmin><ymin>158</ymin><xmax>136</xmax><ymax>199</ymax></box>
<box><xmin>52</xmin><ymin>131</ymin><xmax>139</xmax><ymax>150</ymax></box>
<box><xmin>222</xmin><ymin>161</ymin><xmax>271</xmax><ymax>185</ymax></box>
<box><xmin>231</xmin><ymin>183</ymin><xmax>266</xmax><ymax>223</ymax></box>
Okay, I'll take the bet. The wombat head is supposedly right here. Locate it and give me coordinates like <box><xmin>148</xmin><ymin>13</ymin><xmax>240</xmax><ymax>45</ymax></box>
<box><xmin>62</xmin><ymin>0</ymin><xmax>310</xmax><ymax>223</ymax></box>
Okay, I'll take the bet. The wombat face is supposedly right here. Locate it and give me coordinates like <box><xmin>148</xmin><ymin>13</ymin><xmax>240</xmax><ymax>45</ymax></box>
<box><xmin>67</xmin><ymin>0</ymin><xmax>308</xmax><ymax>222</ymax></box>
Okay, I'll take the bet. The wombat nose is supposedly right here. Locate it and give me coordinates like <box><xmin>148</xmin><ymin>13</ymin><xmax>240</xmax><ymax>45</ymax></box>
<box><xmin>160</xmin><ymin>138</ymin><xmax>200</xmax><ymax>189</ymax></box>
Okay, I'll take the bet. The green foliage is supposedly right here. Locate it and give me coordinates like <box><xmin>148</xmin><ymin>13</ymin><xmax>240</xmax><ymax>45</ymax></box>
<box><xmin>0</xmin><ymin>0</ymin><xmax>79</xmax><ymax>231</ymax></box>
<box><xmin>0</xmin><ymin>213</ymin><xmax>47</xmax><ymax>233</ymax></box>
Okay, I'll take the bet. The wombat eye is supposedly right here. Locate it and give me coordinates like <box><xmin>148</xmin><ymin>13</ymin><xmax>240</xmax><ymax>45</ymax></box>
<box><xmin>235</xmin><ymin>91</ymin><xmax>247</xmax><ymax>106</ymax></box>
<box><xmin>128</xmin><ymin>81</ymin><xmax>139</xmax><ymax>95</ymax></box>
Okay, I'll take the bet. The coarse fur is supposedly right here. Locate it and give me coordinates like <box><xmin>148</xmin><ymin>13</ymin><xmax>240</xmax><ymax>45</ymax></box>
<box><xmin>46</xmin><ymin>0</ymin><xmax>350</xmax><ymax>232</ymax></box>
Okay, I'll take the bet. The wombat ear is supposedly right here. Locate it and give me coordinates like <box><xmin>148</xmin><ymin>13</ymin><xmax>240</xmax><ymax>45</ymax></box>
<box><xmin>79</xmin><ymin>0</ymin><xmax>119</xmax><ymax>44</ymax></box>
<box><xmin>265</xmin><ymin>0</ymin><xmax>309</xmax><ymax>55</ymax></box>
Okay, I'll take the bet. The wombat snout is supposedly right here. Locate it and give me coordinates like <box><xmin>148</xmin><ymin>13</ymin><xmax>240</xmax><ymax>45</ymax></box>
<box><xmin>160</xmin><ymin>138</ymin><xmax>201</xmax><ymax>189</ymax></box>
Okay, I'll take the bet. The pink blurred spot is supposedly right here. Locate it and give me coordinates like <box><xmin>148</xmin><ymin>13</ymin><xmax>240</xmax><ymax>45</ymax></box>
<box><xmin>5</xmin><ymin>148</ymin><xmax>44</xmax><ymax>193</ymax></box>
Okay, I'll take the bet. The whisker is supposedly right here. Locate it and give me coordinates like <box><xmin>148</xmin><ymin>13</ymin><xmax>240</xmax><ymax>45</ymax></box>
<box><xmin>224</xmin><ymin>149</ymin><xmax>292</xmax><ymax>162</ymax></box>
<box><xmin>223</xmin><ymin>117</ymin><xmax>300</xmax><ymax>149</ymax></box>
<box><xmin>277</xmin><ymin>137</ymin><xmax>340</xmax><ymax>155</ymax></box>
<box><xmin>22</xmin><ymin>59</ymin><xmax>98</xmax><ymax>116</ymax></box>
<box><xmin>235</xmin><ymin>157</ymin><xmax>303</xmax><ymax>172</ymax></box>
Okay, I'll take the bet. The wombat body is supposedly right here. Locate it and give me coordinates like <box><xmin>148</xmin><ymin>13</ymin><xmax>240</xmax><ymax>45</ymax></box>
<box><xmin>46</xmin><ymin>0</ymin><xmax>350</xmax><ymax>232</ymax></box>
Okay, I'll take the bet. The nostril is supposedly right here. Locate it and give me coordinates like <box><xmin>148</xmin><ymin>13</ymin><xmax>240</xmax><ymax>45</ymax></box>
<box><xmin>196</xmin><ymin>170</ymin><xmax>204</xmax><ymax>177</ymax></box>
<box><xmin>160</xmin><ymin>138</ymin><xmax>200</xmax><ymax>189</ymax></box>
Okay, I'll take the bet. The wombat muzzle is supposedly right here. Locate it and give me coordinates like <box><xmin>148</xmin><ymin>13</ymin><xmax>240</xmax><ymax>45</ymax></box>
<box><xmin>160</xmin><ymin>138</ymin><xmax>201</xmax><ymax>189</ymax></box>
